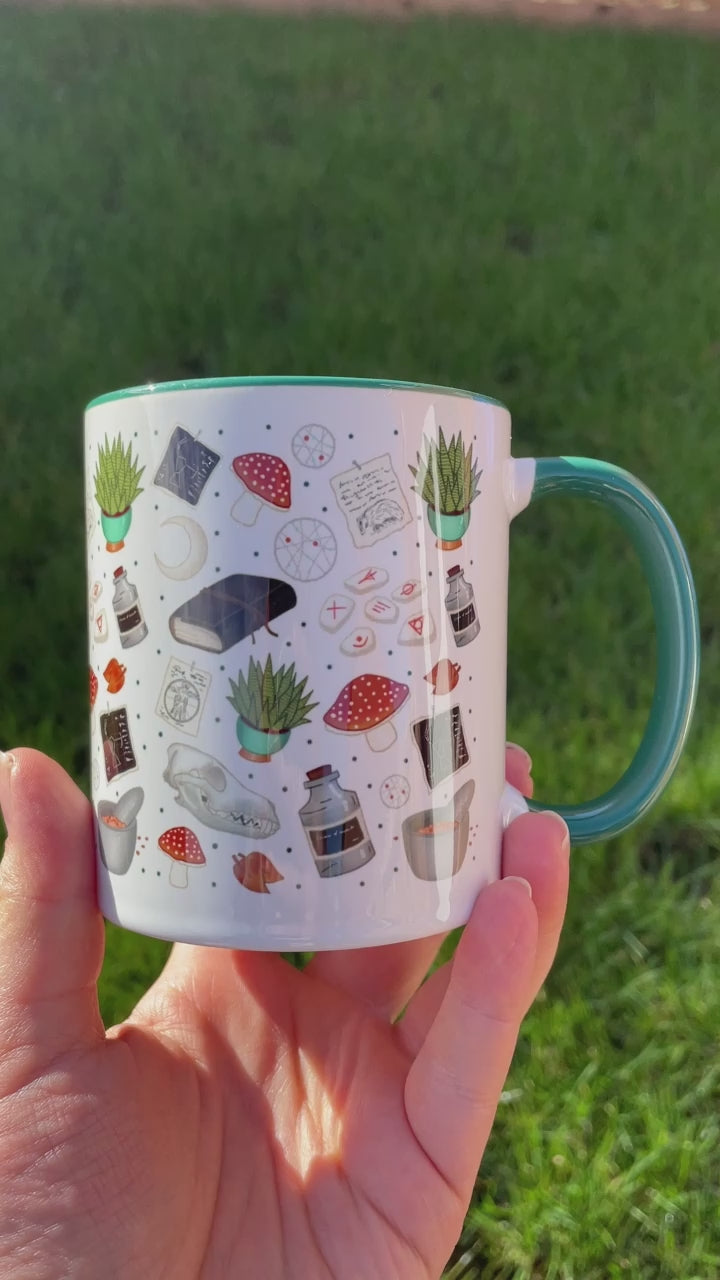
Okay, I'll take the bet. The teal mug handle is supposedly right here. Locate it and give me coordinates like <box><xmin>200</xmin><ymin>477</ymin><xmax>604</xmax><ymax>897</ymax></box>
<box><xmin>519</xmin><ymin>457</ymin><xmax>700</xmax><ymax>845</ymax></box>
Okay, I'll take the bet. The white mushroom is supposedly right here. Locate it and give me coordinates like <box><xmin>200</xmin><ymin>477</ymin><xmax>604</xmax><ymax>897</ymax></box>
<box><xmin>231</xmin><ymin>453</ymin><xmax>291</xmax><ymax>526</ymax></box>
<box><xmin>323</xmin><ymin>673</ymin><xmax>410</xmax><ymax>752</ymax></box>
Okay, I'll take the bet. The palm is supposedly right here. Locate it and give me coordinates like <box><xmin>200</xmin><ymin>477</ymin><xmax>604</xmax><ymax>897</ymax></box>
<box><xmin>0</xmin><ymin>749</ymin><xmax>568</xmax><ymax>1280</ymax></box>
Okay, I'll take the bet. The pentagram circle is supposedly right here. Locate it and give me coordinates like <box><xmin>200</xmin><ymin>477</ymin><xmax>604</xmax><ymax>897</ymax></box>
<box><xmin>291</xmin><ymin>424</ymin><xmax>336</xmax><ymax>469</ymax></box>
<box><xmin>274</xmin><ymin>517</ymin><xmax>338</xmax><ymax>582</ymax></box>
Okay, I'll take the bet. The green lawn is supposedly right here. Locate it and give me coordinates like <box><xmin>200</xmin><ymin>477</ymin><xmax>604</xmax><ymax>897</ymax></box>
<box><xmin>0</xmin><ymin>8</ymin><xmax>718</xmax><ymax>1277</ymax></box>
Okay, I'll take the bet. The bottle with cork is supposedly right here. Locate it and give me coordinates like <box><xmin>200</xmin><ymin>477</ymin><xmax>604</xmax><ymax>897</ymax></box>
<box><xmin>299</xmin><ymin>765</ymin><xmax>376</xmax><ymax>878</ymax></box>
<box><xmin>112</xmin><ymin>567</ymin><xmax>148</xmax><ymax>648</ymax></box>
<box><xmin>444</xmin><ymin>565</ymin><xmax>480</xmax><ymax>647</ymax></box>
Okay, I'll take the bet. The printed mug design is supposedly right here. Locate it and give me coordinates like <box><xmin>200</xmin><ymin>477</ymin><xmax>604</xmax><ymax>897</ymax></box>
<box><xmin>163</xmin><ymin>744</ymin><xmax>280</xmax><ymax>837</ymax></box>
<box><xmin>330</xmin><ymin>453</ymin><xmax>412</xmax><ymax>548</ymax></box>
<box><xmin>409</xmin><ymin>409</ymin><xmax>482</xmax><ymax>552</ymax></box>
<box><xmin>94</xmin><ymin>433</ymin><xmax>145</xmax><ymax>552</ymax></box>
<box><xmin>100</xmin><ymin>707</ymin><xmax>138</xmax><ymax>781</ymax></box>
<box><xmin>380</xmin><ymin>775</ymin><xmax>411</xmax><ymax>809</ymax></box>
<box><xmin>153</xmin><ymin>425</ymin><xmax>220</xmax><ymax>506</ymax></box>
<box><xmin>169</xmin><ymin>574</ymin><xmax>297</xmax><ymax>654</ymax></box>
<box><xmin>103</xmin><ymin>657</ymin><xmax>127</xmax><ymax>694</ymax></box>
<box><xmin>96</xmin><ymin>786</ymin><xmax>145</xmax><ymax>876</ymax></box>
<box><xmin>274</xmin><ymin>517</ymin><xmax>338</xmax><ymax>582</ymax></box>
<box><xmin>392</xmin><ymin>578</ymin><xmax>422</xmax><ymax>604</ymax></box>
<box><xmin>231</xmin><ymin>452</ymin><xmax>292</xmax><ymax>526</ymax></box>
<box><xmin>88</xmin><ymin>402</ymin><xmax>488</xmax><ymax>931</ymax></box>
<box><xmin>158</xmin><ymin>826</ymin><xmax>207</xmax><ymax>888</ymax></box>
<box><xmin>299</xmin><ymin>764</ymin><xmax>376</xmax><ymax>878</ymax></box>
<box><xmin>156</xmin><ymin>657</ymin><xmax>212</xmax><ymax>737</ymax></box>
<box><xmin>291</xmin><ymin>424</ymin><xmax>336</xmax><ymax>469</ymax></box>
<box><xmin>233</xmin><ymin>851</ymin><xmax>285</xmax><ymax>893</ymax></box>
<box><xmin>402</xmin><ymin>780</ymin><xmax>476</xmax><ymax>881</ymax></box>
<box><xmin>398</xmin><ymin>609</ymin><xmax>436</xmax><ymax>646</ymax></box>
<box><xmin>319</xmin><ymin>593</ymin><xmax>355</xmax><ymax>632</ymax></box>
<box><xmin>112</xmin><ymin>567</ymin><xmax>149</xmax><ymax>648</ymax></box>
<box><xmin>364</xmin><ymin>596</ymin><xmax>399</xmax><ymax>624</ymax></box>
<box><xmin>412</xmin><ymin>705</ymin><xmax>470</xmax><ymax>789</ymax></box>
<box><xmin>228</xmin><ymin>654</ymin><xmax>317</xmax><ymax>763</ymax></box>
<box><xmin>425</xmin><ymin>659</ymin><xmax>461</xmax><ymax>695</ymax></box>
<box><xmin>444</xmin><ymin>566</ymin><xmax>480</xmax><ymax>647</ymax></box>
<box><xmin>324</xmin><ymin>674</ymin><xmax>410</xmax><ymax>753</ymax></box>
<box><xmin>344</xmin><ymin>566</ymin><xmax>389</xmax><ymax>593</ymax></box>
<box><xmin>154</xmin><ymin>516</ymin><xmax>209</xmax><ymax>581</ymax></box>
<box><xmin>93</xmin><ymin>609</ymin><xmax>109</xmax><ymax>644</ymax></box>
<box><xmin>340</xmin><ymin>627</ymin><xmax>376</xmax><ymax>657</ymax></box>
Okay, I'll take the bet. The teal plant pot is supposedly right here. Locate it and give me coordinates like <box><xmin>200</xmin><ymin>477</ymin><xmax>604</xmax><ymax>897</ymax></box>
<box><xmin>101</xmin><ymin>507</ymin><xmax>132</xmax><ymax>551</ymax></box>
<box><xmin>426</xmin><ymin>505</ymin><xmax>470</xmax><ymax>550</ymax></box>
<box><xmin>236</xmin><ymin>717</ymin><xmax>290</xmax><ymax>763</ymax></box>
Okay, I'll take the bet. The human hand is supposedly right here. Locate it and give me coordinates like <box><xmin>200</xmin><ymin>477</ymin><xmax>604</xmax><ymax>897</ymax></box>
<box><xmin>0</xmin><ymin>745</ymin><xmax>568</xmax><ymax>1280</ymax></box>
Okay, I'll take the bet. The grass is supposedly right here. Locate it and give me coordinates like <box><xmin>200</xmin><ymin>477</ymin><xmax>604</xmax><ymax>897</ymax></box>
<box><xmin>0</xmin><ymin>7</ymin><xmax>718</xmax><ymax>1276</ymax></box>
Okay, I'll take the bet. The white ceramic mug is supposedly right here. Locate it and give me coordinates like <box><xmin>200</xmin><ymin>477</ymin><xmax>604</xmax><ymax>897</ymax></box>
<box><xmin>85</xmin><ymin>377</ymin><xmax>699</xmax><ymax>950</ymax></box>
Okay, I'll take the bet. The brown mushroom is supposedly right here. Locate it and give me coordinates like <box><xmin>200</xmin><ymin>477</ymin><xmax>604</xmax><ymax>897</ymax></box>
<box><xmin>158</xmin><ymin>825</ymin><xmax>206</xmax><ymax>888</ymax></box>
<box><xmin>323</xmin><ymin>673</ymin><xmax>410</xmax><ymax>753</ymax></box>
<box><xmin>231</xmin><ymin>453</ymin><xmax>291</xmax><ymax>526</ymax></box>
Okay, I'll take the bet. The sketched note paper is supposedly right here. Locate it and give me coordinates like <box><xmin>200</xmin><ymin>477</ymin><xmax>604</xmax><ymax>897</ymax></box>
<box><xmin>331</xmin><ymin>453</ymin><xmax>412</xmax><ymax>548</ymax></box>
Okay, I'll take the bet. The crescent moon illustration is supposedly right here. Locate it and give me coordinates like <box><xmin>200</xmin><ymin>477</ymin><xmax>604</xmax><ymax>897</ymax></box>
<box><xmin>155</xmin><ymin>517</ymin><xmax>209</xmax><ymax>581</ymax></box>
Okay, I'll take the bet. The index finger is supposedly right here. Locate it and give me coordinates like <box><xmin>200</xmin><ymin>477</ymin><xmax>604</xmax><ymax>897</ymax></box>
<box><xmin>305</xmin><ymin>744</ymin><xmax>534</xmax><ymax>1018</ymax></box>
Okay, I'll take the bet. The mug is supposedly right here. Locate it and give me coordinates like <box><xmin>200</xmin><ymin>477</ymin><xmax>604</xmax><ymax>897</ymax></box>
<box><xmin>84</xmin><ymin>376</ymin><xmax>699</xmax><ymax>950</ymax></box>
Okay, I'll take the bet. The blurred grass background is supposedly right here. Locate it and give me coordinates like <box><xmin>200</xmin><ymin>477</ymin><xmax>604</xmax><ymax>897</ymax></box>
<box><xmin>0</xmin><ymin>8</ymin><xmax>718</xmax><ymax>1277</ymax></box>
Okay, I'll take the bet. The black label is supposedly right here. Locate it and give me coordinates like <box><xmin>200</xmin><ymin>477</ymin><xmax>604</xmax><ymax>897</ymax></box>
<box><xmin>450</xmin><ymin>603</ymin><xmax>476</xmax><ymax>633</ymax></box>
<box><xmin>117</xmin><ymin>605</ymin><xmax>142</xmax><ymax>634</ymax></box>
<box><xmin>308</xmin><ymin>817</ymin><xmax>366</xmax><ymax>858</ymax></box>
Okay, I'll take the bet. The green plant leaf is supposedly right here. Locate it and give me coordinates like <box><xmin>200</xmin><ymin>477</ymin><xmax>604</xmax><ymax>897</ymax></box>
<box><xmin>229</xmin><ymin>655</ymin><xmax>316</xmax><ymax>730</ymax></box>
<box><xmin>94</xmin><ymin>433</ymin><xmax>145</xmax><ymax>514</ymax></box>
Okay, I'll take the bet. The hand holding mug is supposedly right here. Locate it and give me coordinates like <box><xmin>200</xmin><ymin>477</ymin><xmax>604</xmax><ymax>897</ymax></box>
<box><xmin>0</xmin><ymin>742</ymin><xmax>567</xmax><ymax>1279</ymax></box>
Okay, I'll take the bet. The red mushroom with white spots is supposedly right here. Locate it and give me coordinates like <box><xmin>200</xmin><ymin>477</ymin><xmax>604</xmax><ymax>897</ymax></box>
<box><xmin>231</xmin><ymin>453</ymin><xmax>291</xmax><ymax>526</ymax></box>
<box><xmin>323</xmin><ymin>673</ymin><xmax>410</xmax><ymax>753</ymax></box>
<box><xmin>158</xmin><ymin>825</ymin><xmax>206</xmax><ymax>888</ymax></box>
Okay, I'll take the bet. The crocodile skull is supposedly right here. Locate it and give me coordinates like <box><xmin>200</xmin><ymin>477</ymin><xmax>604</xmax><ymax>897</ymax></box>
<box><xmin>163</xmin><ymin>744</ymin><xmax>280</xmax><ymax>838</ymax></box>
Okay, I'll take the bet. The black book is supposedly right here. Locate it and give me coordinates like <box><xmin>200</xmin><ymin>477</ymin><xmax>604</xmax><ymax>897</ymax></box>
<box><xmin>169</xmin><ymin>574</ymin><xmax>297</xmax><ymax>654</ymax></box>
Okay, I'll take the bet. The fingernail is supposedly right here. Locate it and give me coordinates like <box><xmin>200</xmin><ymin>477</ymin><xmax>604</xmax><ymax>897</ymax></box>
<box><xmin>506</xmin><ymin>742</ymin><xmax>532</xmax><ymax>772</ymax></box>
<box><xmin>503</xmin><ymin>875</ymin><xmax>533</xmax><ymax>898</ymax></box>
<box><xmin>0</xmin><ymin>751</ymin><xmax>17</xmax><ymax>828</ymax></box>
<box><xmin>543</xmin><ymin>810</ymin><xmax>571</xmax><ymax>855</ymax></box>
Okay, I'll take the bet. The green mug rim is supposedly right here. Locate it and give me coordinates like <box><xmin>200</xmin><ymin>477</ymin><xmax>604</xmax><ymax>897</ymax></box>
<box><xmin>85</xmin><ymin>375</ymin><xmax>508</xmax><ymax>413</ymax></box>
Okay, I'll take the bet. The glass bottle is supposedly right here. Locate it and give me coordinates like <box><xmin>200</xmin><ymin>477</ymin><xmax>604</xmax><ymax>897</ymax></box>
<box><xmin>112</xmin><ymin>567</ymin><xmax>148</xmax><ymax>648</ymax></box>
<box><xmin>444</xmin><ymin>565</ymin><xmax>480</xmax><ymax>647</ymax></box>
<box><xmin>299</xmin><ymin>765</ymin><xmax>376</xmax><ymax>878</ymax></box>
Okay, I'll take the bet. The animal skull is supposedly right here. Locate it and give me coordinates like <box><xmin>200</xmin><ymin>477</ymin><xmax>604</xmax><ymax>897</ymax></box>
<box><xmin>163</xmin><ymin>744</ymin><xmax>280</xmax><ymax>838</ymax></box>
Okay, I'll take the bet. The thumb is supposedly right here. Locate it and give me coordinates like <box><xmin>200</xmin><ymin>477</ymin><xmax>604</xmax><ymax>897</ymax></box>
<box><xmin>0</xmin><ymin>749</ymin><xmax>105</xmax><ymax>1072</ymax></box>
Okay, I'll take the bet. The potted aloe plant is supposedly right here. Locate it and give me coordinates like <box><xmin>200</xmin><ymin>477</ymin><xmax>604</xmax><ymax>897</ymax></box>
<box><xmin>228</xmin><ymin>655</ymin><xmax>317</xmax><ymax>763</ymax></box>
<box><xmin>409</xmin><ymin>427</ymin><xmax>482</xmax><ymax>551</ymax></box>
<box><xmin>94</xmin><ymin>434</ymin><xmax>145</xmax><ymax>552</ymax></box>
